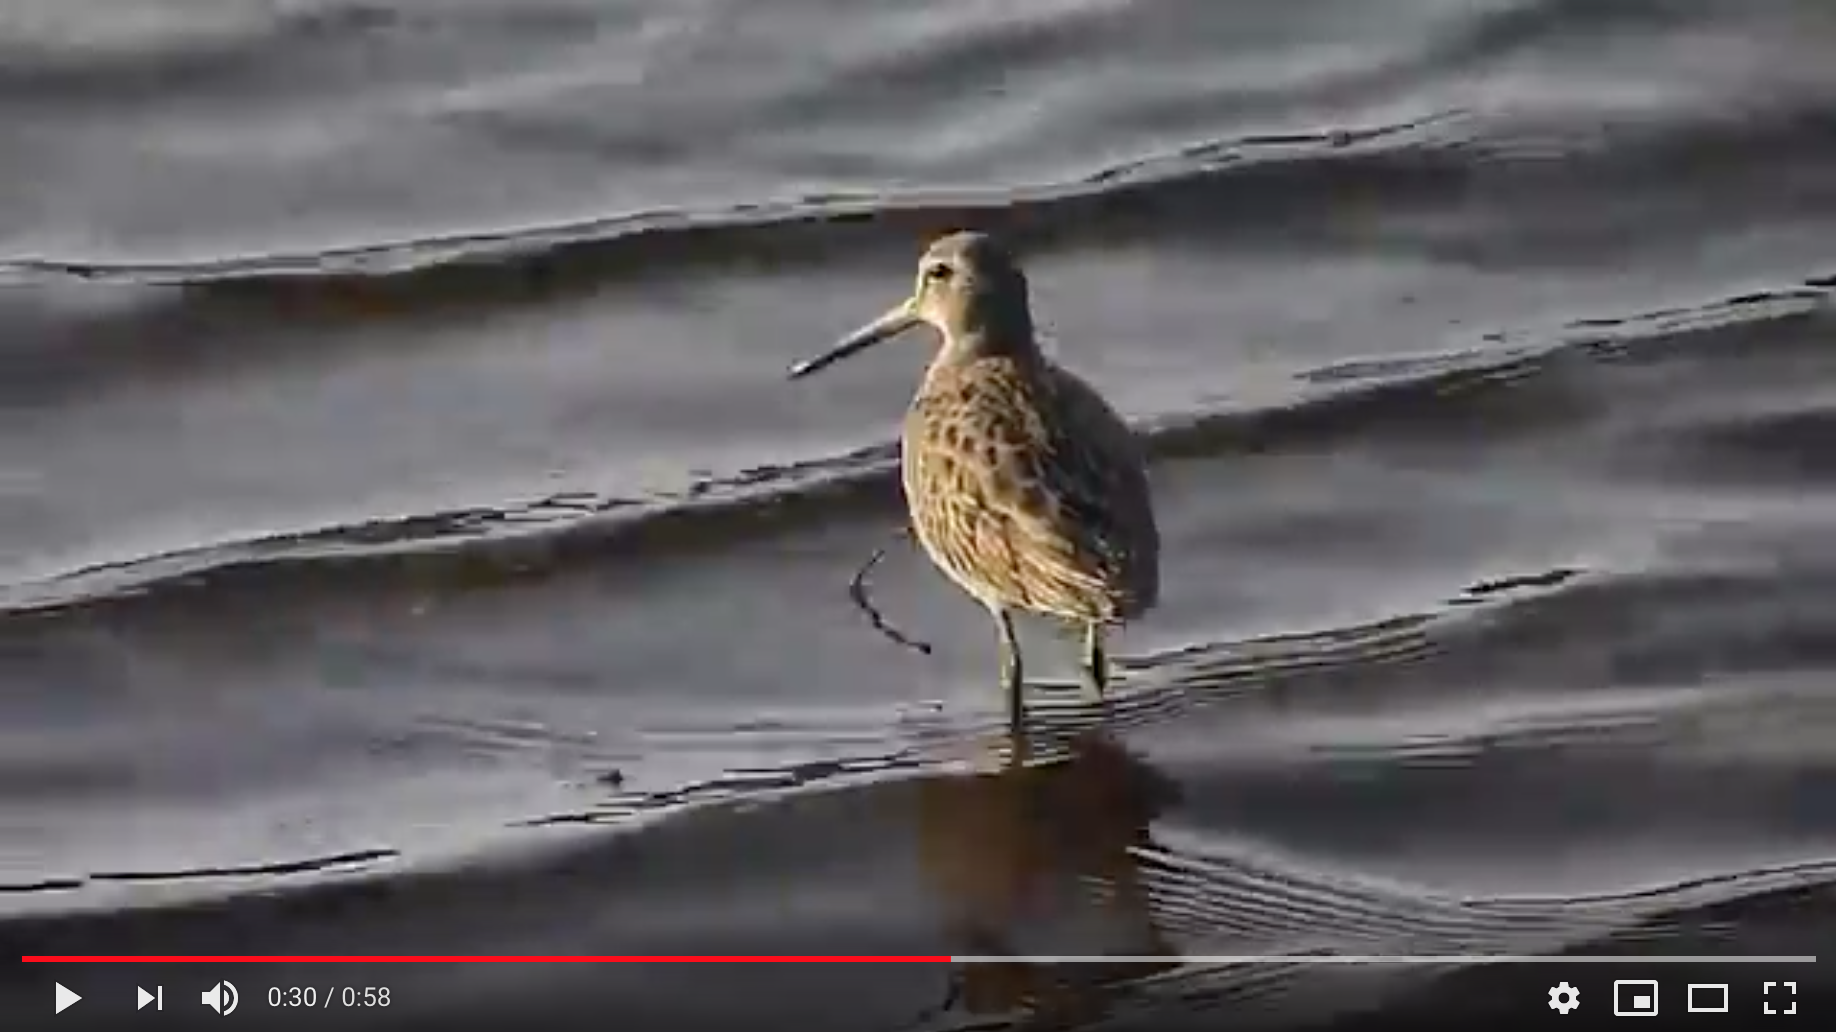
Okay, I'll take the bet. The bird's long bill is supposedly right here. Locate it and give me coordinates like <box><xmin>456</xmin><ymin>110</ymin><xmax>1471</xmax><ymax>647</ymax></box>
<box><xmin>787</xmin><ymin>299</ymin><xmax>920</xmax><ymax>380</ymax></box>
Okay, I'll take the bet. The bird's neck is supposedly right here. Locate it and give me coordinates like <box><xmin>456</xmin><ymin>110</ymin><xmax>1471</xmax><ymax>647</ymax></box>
<box><xmin>935</xmin><ymin>303</ymin><xmax>1042</xmax><ymax>373</ymax></box>
<box><xmin>930</xmin><ymin>330</ymin><xmax>1044</xmax><ymax>387</ymax></box>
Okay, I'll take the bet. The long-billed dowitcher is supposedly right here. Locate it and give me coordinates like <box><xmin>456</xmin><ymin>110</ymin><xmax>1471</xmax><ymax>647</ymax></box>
<box><xmin>789</xmin><ymin>231</ymin><xmax>1159</xmax><ymax>727</ymax></box>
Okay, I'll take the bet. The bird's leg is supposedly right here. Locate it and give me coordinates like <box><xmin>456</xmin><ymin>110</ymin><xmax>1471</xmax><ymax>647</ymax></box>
<box><xmin>993</xmin><ymin>607</ymin><xmax>1024</xmax><ymax>733</ymax></box>
<box><xmin>1082</xmin><ymin>622</ymin><xmax>1108</xmax><ymax>701</ymax></box>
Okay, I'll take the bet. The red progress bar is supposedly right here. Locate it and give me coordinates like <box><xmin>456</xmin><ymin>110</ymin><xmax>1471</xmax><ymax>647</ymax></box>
<box><xmin>23</xmin><ymin>955</ymin><xmax>950</xmax><ymax>963</ymax></box>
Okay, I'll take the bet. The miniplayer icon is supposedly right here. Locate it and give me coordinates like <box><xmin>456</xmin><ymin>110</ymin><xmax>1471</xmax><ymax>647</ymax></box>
<box><xmin>1613</xmin><ymin>979</ymin><xmax>1660</xmax><ymax>1017</ymax></box>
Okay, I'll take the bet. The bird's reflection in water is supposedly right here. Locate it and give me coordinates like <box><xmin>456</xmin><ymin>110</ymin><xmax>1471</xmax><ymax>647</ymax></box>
<box><xmin>915</xmin><ymin>714</ymin><xmax>1183</xmax><ymax>1028</ymax></box>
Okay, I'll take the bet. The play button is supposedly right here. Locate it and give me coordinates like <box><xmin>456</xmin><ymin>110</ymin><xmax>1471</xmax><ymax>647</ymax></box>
<box><xmin>55</xmin><ymin>983</ymin><xmax>81</xmax><ymax>1014</ymax></box>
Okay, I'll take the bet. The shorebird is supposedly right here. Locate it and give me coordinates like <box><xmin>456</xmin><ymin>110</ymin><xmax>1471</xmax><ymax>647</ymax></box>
<box><xmin>789</xmin><ymin>231</ymin><xmax>1159</xmax><ymax>727</ymax></box>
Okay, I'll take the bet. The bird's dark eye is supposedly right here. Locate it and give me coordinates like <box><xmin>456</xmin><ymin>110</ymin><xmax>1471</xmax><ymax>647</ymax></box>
<box><xmin>923</xmin><ymin>263</ymin><xmax>953</xmax><ymax>283</ymax></box>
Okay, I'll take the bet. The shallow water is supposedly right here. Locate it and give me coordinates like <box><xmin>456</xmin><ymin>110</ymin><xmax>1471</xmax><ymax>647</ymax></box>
<box><xmin>5</xmin><ymin>0</ymin><xmax>1836</xmax><ymax>1027</ymax></box>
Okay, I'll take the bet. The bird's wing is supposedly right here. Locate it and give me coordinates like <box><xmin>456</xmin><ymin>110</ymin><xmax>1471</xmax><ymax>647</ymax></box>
<box><xmin>1027</xmin><ymin>370</ymin><xmax>1160</xmax><ymax>616</ymax></box>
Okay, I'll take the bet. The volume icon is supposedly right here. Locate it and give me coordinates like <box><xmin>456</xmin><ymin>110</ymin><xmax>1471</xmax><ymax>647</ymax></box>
<box><xmin>200</xmin><ymin>981</ymin><xmax>239</xmax><ymax>1015</ymax></box>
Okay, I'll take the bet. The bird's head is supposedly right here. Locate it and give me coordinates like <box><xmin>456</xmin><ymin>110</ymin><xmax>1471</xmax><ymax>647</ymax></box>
<box><xmin>788</xmin><ymin>231</ymin><xmax>1036</xmax><ymax>380</ymax></box>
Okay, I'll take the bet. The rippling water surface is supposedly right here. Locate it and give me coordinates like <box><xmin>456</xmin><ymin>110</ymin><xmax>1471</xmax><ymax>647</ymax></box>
<box><xmin>6</xmin><ymin>0</ymin><xmax>1836</xmax><ymax>1027</ymax></box>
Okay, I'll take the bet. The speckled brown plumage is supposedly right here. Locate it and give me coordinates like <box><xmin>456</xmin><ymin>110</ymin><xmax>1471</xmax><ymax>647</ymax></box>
<box><xmin>790</xmin><ymin>231</ymin><xmax>1160</xmax><ymax>726</ymax></box>
<box><xmin>903</xmin><ymin>351</ymin><xmax>1158</xmax><ymax>625</ymax></box>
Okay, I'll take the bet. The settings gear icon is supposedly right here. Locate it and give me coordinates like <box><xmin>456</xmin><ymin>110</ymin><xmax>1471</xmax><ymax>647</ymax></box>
<box><xmin>1548</xmin><ymin>981</ymin><xmax>1581</xmax><ymax>1015</ymax></box>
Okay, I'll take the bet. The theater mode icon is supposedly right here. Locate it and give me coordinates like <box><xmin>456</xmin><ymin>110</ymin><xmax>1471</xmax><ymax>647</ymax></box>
<box><xmin>1613</xmin><ymin>979</ymin><xmax>1660</xmax><ymax>1017</ymax></box>
<box><xmin>1688</xmin><ymin>984</ymin><xmax>1730</xmax><ymax>1014</ymax></box>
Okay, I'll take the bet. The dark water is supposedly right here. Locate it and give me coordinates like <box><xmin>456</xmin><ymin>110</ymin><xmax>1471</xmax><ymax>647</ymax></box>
<box><xmin>6</xmin><ymin>0</ymin><xmax>1836</xmax><ymax>1027</ymax></box>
